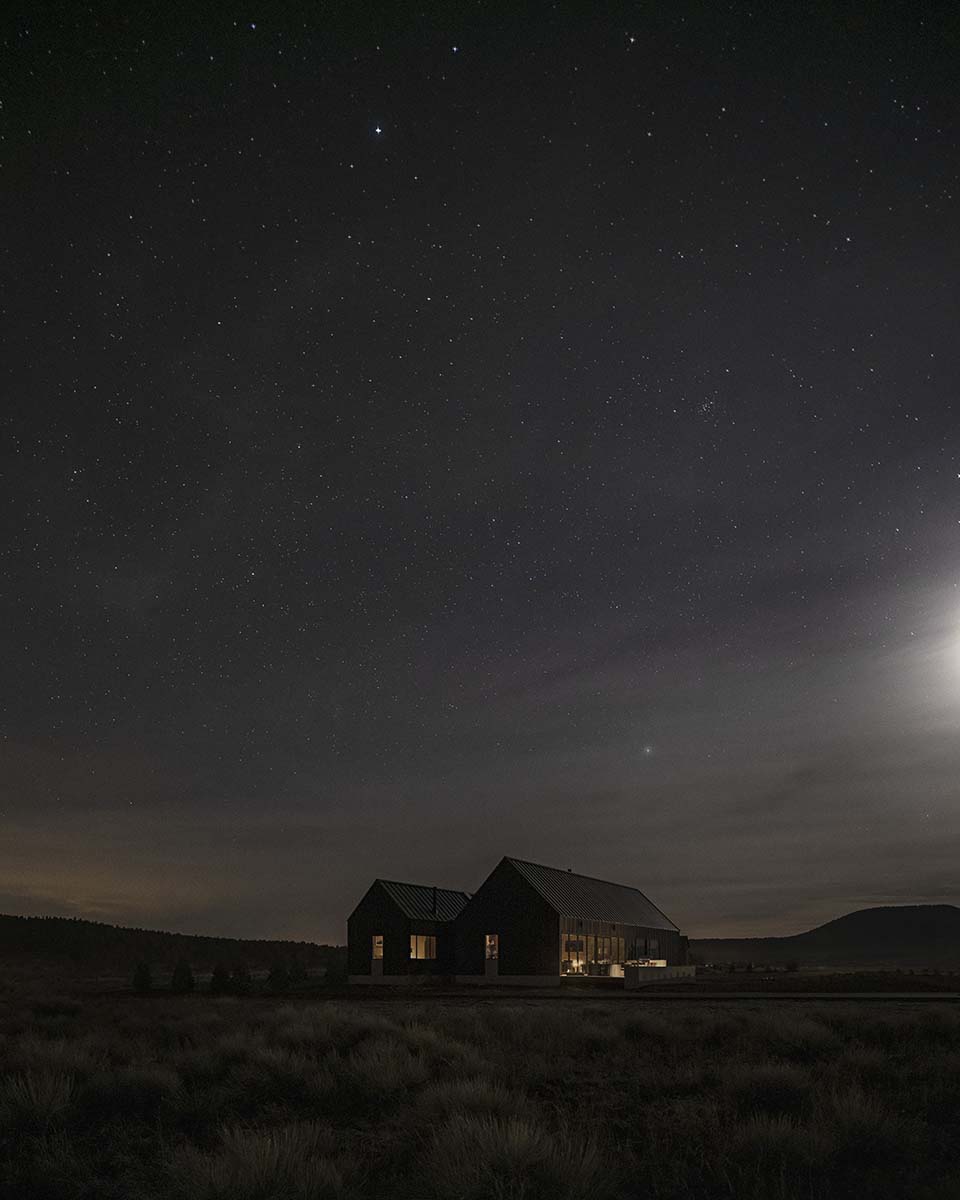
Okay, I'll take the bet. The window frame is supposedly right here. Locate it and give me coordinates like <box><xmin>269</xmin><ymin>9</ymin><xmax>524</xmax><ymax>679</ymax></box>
<box><xmin>409</xmin><ymin>933</ymin><xmax>437</xmax><ymax>960</ymax></box>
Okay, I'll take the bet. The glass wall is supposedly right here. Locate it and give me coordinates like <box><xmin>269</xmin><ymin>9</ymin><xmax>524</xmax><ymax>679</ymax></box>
<box><xmin>409</xmin><ymin>934</ymin><xmax>437</xmax><ymax>960</ymax></box>
<box><xmin>560</xmin><ymin>918</ymin><xmax>664</xmax><ymax>975</ymax></box>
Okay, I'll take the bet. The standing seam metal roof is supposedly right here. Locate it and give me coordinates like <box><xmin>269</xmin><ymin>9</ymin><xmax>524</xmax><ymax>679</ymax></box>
<box><xmin>376</xmin><ymin>879</ymin><xmax>471</xmax><ymax>921</ymax></box>
<box><xmin>504</xmin><ymin>858</ymin><xmax>678</xmax><ymax>931</ymax></box>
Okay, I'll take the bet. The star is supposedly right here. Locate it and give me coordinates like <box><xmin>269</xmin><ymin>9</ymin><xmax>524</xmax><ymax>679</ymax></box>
<box><xmin>374</xmin><ymin>125</ymin><xmax>383</xmax><ymax>135</ymax></box>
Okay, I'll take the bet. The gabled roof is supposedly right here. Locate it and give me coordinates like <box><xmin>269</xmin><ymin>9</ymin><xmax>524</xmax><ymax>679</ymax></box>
<box><xmin>504</xmin><ymin>858</ymin><xmax>678</xmax><ymax>931</ymax></box>
<box><xmin>376</xmin><ymin>879</ymin><xmax>471</xmax><ymax>922</ymax></box>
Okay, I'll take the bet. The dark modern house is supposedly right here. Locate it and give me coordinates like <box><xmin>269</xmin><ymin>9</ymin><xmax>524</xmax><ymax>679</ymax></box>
<box><xmin>348</xmin><ymin>856</ymin><xmax>689</xmax><ymax>985</ymax></box>
<box><xmin>346</xmin><ymin>878</ymin><xmax>471</xmax><ymax>982</ymax></box>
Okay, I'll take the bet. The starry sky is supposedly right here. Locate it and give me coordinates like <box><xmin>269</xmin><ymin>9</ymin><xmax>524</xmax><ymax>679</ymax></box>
<box><xmin>4</xmin><ymin>3</ymin><xmax>960</xmax><ymax>942</ymax></box>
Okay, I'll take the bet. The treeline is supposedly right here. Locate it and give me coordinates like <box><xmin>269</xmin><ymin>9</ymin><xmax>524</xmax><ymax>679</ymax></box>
<box><xmin>131</xmin><ymin>957</ymin><xmax>342</xmax><ymax>994</ymax></box>
<box><xmin>0</xmin><ymin>913</ymin><xmax>344</xmax><ymax>975</ymax></box>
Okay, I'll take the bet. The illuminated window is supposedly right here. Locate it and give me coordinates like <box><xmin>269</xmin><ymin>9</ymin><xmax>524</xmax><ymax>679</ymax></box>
<box><xmin>372</xmin><ymin>934</ymin><xmax>383</xmax><ymax>960</ymax></box>
<box><xmin>410</xmin><ymin>934</ymin><xmax>437</xmax><ymax>960</ymax></box>
<box><xmin>485</xmin><ymin>933</ymin><xmax>499</xmax><ymax>960</ymax></box>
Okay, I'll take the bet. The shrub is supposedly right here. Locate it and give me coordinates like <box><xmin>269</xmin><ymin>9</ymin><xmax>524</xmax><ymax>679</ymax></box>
<box><xmin>422</xmin><ymin>1113</ymin><xmax>610</xmax><ymax>1200</ymax></box>
<box><xmin>831</xmin><ymin>1043</ymin><xmax>891</xmax><ymax>1087</ymax></box>
<box><xmin>33</xmin><ymin>998</ymin><xmax>82</xmax><ymax>1019</ymax></box>
<box><xmin>415</xmin><ymin>1077</ymin><xmax>529</xmax><ymax>1123</ymax></box>
<box><xmin>171</xmin><ymin>961</ymin><xmax>196</xmax><ymax>994</ymax></box>
<box><xmin>754</xmin><ymin>1014</ymin><xmax>838</xmax><ymax>1062</ymax></box>
<box><xmin>266</xmin><ymin>962</ymin><xmax>290</xmax><ymax>993</ymax></box>
<box><xmin>819</xmin><ymin>1085</ymin><xmax>924</xmax><ymax>1169</ymax></box>
<box><xmin>396</xmin><ymin>1022</ymin><xmax>490</xmax><ymax>1075</ymax></box>
<box><xmin>726</xmin><ymin>1061</ymin><xmax>812</xmax><ymax>1116</ymax></box>
<box><xmin>6</xmin><ymin>1034</ymin><xmax>98</xmax><ymax>1078</ymax></box>
<box><xmin>1</xmin><ymin>1070</ymin><xmax>75</xmax><ymax>1132</ymax></box>
<box><xmin>230</xmin><ymin>964</ymin><xmax>252</xmax><ymax>995</ymax></box>
<box><xmin>343</xmin><ymin>1038</ymin><xmax>429</xmax><ymax>1098</ymax></box>
<box><xmin>223</xmin><ymin>1047</ymin><xmax>335</xmax><ymax>1116</ymax></box>
<box><xmin>75</xmin><ymin>1064</ymin><xmax>180</xmax><ymax>1124</ymax></box>
<box><xmin>132</xmin><ymin>962</ymin><xmax>153</xmax><ymax>994</ymax></box>
<box><xmin>323</xmin><ymin>956</ymin><xmax>348</xmax><ymax>987</ymax></box>
<box><xmin>210</xmin><ymin>963</ymin><xmax>231</xmax><ymax>995</ymax></box>
<box><xmin>13</xmin><ymin>1130</ymin><xmax>89</xmax><ymax>1198</ymax></box>
<box><xmin>277</xmin><ymin>1003</ymin><xmax>397</xmax><ymax>1052</ymax></box>
<box><xmin>726</xmin><ymin>1113</ymin><xmax>831</xmax><ymax>1173</ymax></box>
<box><xmin>170</xmin><ymin>1120</ymin><xmax>350</xmax><ymax>1199</ymax></box>
<box><xmin>623</xmin><ymin>1013</ymin><xmax>677</xmax><ymax>1044</ymax></box>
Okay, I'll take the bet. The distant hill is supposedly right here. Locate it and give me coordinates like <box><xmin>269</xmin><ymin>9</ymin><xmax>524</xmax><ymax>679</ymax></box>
<box><xmin>0</xmin><ymin>913</ymin><xmax>345</xmax><ymax>976</ymax></box>
<box><xmin>691</xmin><ymin>905</ymin><xmax>960</xmax><ymax>969</ymax></box>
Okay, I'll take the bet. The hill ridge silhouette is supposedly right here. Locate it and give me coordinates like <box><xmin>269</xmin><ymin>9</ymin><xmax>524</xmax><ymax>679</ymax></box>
<box><xmin>691</xmin><ymin>903</ymin><xmax>960</xmax><ymax>968</ymax></box>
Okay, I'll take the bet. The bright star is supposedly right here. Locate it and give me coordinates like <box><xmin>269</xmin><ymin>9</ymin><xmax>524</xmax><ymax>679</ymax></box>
<box><xmin>374</xmin><ymin>125</ymin><xmax>383</xmax><ymax>135</ymax></box>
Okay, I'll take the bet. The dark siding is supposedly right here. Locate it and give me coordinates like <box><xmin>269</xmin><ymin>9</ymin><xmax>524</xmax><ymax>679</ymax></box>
<box><xmin>348</xmin><ymin>881</ymin><xmax>459</xmax><ymax>976</ymax></box>
<box><xmin>347</xmin><ymin>881</ymin><xmax>412</xmax><ymax>975</ymax></box>
<box><xmin>455</xmin><ymin>859</ymin><xmax>559</xmax><ymax>976</ymax></box>
<box><xmin>661</xmin><ymin>928</ymin><xmax>683</xmax><ymax>965</ymax></box>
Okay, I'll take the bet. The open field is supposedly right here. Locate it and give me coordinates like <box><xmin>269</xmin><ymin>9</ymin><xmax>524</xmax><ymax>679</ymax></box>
<box><xmin>3</xmin><ymin>983</ymin><xmax>960</xmax><ymax>1199</ymax></box>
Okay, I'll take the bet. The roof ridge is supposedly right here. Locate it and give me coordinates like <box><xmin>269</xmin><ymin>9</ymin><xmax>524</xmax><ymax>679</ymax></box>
<box><xmin>375</xmin><ymin>878</ymin><xmax>470</xmax><ymax>896</ymax></box>
<box><xmin>505</xmin><ymin>856</ymin><xmax>650</xmax><ymax>894</ymax></box>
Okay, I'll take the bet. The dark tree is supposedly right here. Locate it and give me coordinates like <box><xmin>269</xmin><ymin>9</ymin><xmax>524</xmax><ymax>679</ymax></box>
<box><xmin>288</xmin><ymin>957</ymin><xmax>308</xmax><ymax>984</ymax></box>
<box><xmin>266</xmin><ymin>961</ymin><xmax>290</xmax><ymax>993</ymax></box>
<box><xmin>230</xmin><ymin>962</ymin><xmax>251</xmax><ymax>994</ymax></box>
<box><xmin>170</xmin><ymin>960</ymin><xmax>195</xmax><ymax>993</ymax></box>
<box><xmin>210</xmin><ymin>962</ymin><xmax>230</xmax><ymax>995</ymax></box>
<box><xmin>324</xmin><ymin>955</ymin><xmax>348</xmax><ymax>986</ymax></box>
<box><xmin>132</xmin><ymin>961</ymin><xmax>152</xmax><ymax>993</ymax></box>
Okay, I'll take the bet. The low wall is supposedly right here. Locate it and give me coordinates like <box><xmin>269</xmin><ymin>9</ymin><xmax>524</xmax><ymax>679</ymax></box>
<box><xmin>623</xmin><ymin>965</ymin><xmax>696</xmax><ymax>987</ymax></box>
<box><xmin>455</xmin><ymin>974</ymin><xmax>555</xmax><ymax>987</ymax></box>
<box><xmin>349</xmin><ymin>974</ymin><xmax>428</xmax><ymax>986</ymax></box>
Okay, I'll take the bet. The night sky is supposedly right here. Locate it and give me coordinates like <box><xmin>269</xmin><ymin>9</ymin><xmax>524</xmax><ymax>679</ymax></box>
<box><xmin>4</xmin><ymin>3</ymin><xmax>960</xmax><ymax>943</ymax></box>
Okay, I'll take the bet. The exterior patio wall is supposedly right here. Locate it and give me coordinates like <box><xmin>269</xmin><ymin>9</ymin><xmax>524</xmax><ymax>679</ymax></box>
<box><xmin>623</xmin><ymin>964</ymin><xmax>696</xmax><ymax>987</ymax></box>
<box><xmin>454</xmin><ymin>974</ymin><xmax>555</xmax><ymax>987</ymax></box>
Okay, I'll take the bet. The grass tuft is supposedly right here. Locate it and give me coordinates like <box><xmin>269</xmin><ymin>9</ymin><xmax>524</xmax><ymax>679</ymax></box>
<box><xmin>726</xmin><ymin>1061</ymin><xmax>812</xmax><ymax>1116</ymax></box>
<box><xmin>343</xmin><ymin>1037</ymin><xmax>429</xmax><ymax>1098</ymax></box>
<box><xmin>1</xmin><ymin>1070</ymin><xmax>75</xmax><ymax>1132</ymax></box>
<box><xmin>170</xmin><ymin>1119</ymin><xmax>350</xmax><ymax>1199</ymax></box>
<box><xmin>415</xmin><ymin>1076</ymin><xmax>529</xmax><ymax>1123</ymax></box>
<box><xmin>422</xmin><ymin>1113</ymin><xmax>610</xmax><ymax>1200</ymax></box>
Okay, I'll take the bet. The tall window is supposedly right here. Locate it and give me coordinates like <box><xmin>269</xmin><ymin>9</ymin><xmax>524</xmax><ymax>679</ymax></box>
<box><xmin>410</xmin><ymin>934</ymin><xmax>437</xmax><ymax>960</ymax></box>
<box><xmin>485</xmin><ymin>933</ymin><xmax>499</xmax><ymax>960</ymax></box>
<box><xmin>372</xmin><ymin>934</ymin><xmax>383</xmax><ymax>960</ymax></box>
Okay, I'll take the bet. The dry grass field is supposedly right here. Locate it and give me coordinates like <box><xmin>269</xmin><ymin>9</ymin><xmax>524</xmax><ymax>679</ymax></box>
<box><xmin>2</xmin><ymin>981</ymin><xmax>960</xmax><ymax>1199</ymax></box>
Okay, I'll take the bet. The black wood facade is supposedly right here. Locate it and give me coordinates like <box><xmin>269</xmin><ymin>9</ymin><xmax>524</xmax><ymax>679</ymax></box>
<box><xmin>347</xmin><ymin>879</ymin><xmax>468</xmax><ymax>977</ymax></box>
<box><xmin>455</xmin><ymin>857</ymin><xmax>559</xmax><ymax>976</ymax></box>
